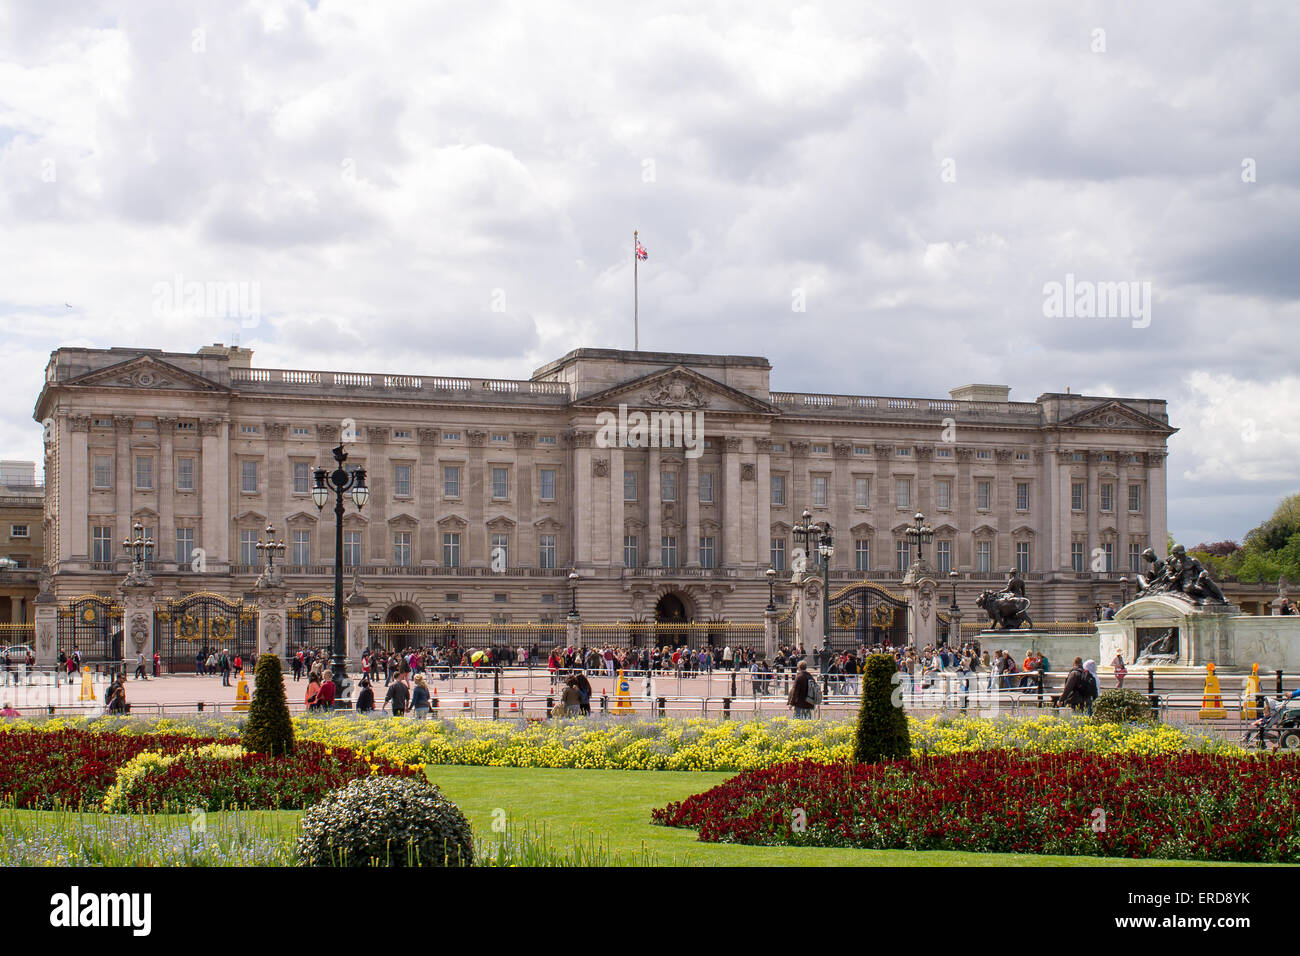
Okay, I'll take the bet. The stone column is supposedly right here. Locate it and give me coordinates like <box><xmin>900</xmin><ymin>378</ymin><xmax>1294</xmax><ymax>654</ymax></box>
<box><xmin>68</xmin><ymin>415</ymin><xmax>90</xmax><ymax>562</ymax></box>
<box><xmin>722</xmin><ymin>437</ymin><xmax>743</xmax><ymax>569</ymax></box>
<box><xmin>157</xmin><ymin>418</ymin><xmax>177</xmax><ymax>570</ymax></box>
<box><xmin>34</xmin><ymin>588</ymin><xmax>58</xmax><ymax>667</ymax></box>
<box><xmin>956</xmin><ymin>448</ymin><xmax>973</xmax><ymax>568</ymax></box>
<box><xmin>833</xmin><ymin>443</ymin><xmax>853</xmax><ymax>572</ymax></box>
<box><xmin>113</xmin><ymin>416</ymin><xmax>133</xmax><ymax>559</ymax></box>
<box><xmin>791</xmin><ymin>570</ymin><xmax>821</xmax><ymax>658</ymax></box>
<box><xmin>566</xmin><ymin>612</ymin><xmax>582</xmax><ymax>651</ymax></box>
<box><xmin>571</xmin><ymin>431</ymin><xmax>595</xmax><ymax>568</ymax></box>
<box><xmin>467</xmin><ymin>429</ymin><xmax>488</xmax><ymax>567</ymax></box>
<box><xmin>755</xmin><ymin>438</ymin><xmax>772</xmax><ymax>571</ymax></box>
<box><xmin>646</xmin><ymin>445</ymin><xmax>661</xmax><ymax>567</ymax></box>
<box><xmin>764</xmin><ymin>606</ymin><xmax>780</xmax><ymax>659</ymax></box>
<box><xmin>902</xmin><ymin>560</ymin><xmax>938</xmax><ymax>650</ymax></box>
<box><xmin>608</xmin><ymin>445</ymin><xmax>625</xmax><ymax>569</ymax></box>
<box><xmin>254</xmin><ymin>581</ymin><xmax>288</xmax><ymax>660</ymax></box>
<box><xmin>1146</xmin><ymin>451</ymin><xmax>1168</xmax><ymax>559</ymax></box>
<box><xmin>117</xmin><ymin>579</ymin><xmax>159</xmax><ymax>669</ymax></box>
<box><xmin>345</xmin><ymin>588</ymin><xmax>370</xmax><ymax>671</ymax></box>
<box><xmin>200</xmin><ymin>418</ymin><xmax>229</xmax><ymax>570</ymax></box>
<box><xmin>684</xmin><ymin>453</ymin><xmax>700</xmax><ymax>567</ymax></box>
<box><xmin>1055</xmin><ymin>449</ymin><xmax>1073</xmax><ymax>569</ymax></box>
<box><xmin>365</xmin><ymin>426</ymin><xmax>389</xmax><ymax>564</ymax></box>
<box><xmin>515</xmin><ymin>432</ymin><xmax>537</xmax><ymax>569</ymax></box>
<box><xmin>1086</xmin><ymin>450</ymin><xmax>1100</xmax><ymax>567</ymax></box>
<box><xmin>995</xmin><ymin>449</ymin><xmax>1014</xmax><ymax>569</ymax></box>
<box><xmin>418</xmin><ymin>428</ymin><xmax>441</xmax><ymax>564</ymax></box>
<box><xmin>1116</xmin><ymin>450</ymin><xmax>1129</xmax><ymax>572</ymax></box>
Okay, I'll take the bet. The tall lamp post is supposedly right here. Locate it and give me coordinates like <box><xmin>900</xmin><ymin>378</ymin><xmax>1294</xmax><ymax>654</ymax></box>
<box><xmin>765</xmin><ymin>566</ymin><xmax>777</xmax><ymax>612</ymax></box>
<box><xmin>1119</xmin><ymin>575</ymin><xmax>1129</xmax><ymax>608</ymax></box>
<box><xmin>948</xmin><ymin>570</ymin><xmax>960</xmax><ymax>646</ymax></box>
<box><xmin>313</xmin><ymin>445</ymin><xmax>368</xmax><ymax>701</ymax></box>
<box><xmin>568</xmin><ymin>569</ymin><xmax>580</xmax><ymax>620</ymax></box>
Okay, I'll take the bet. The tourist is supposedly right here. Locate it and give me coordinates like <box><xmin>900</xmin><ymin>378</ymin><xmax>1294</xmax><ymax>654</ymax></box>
<box><xmin>383</xmin><ymin>675</ymin><xmax>410</xmax><ymax>716</ymax></box>
<box><xmin>133</xmin><ymin>652</ymin><xmax>146</xmax><ymax>681</ymax></box>
<box><xmin>1059</xmin><ymin>657</ymin><xmax>1090</xmax><ymax>712</ymax></box>
<box><xmin>65</xmin><ymin>654</ymin><xmax>77</xmax><ymax>685</ymax></box>
<box><xmin>410</xmin><ymin>675</ymin><xmax>431</xmax><ymax>718</ymax></box>
<box><xmin>573</xmin><ymin>669</ymin><xmax>593</xmax><ymax>715</ymax></box>
<box><xmin>305</xmin><ymin>674</ymin><xmax>322</xmax><ymax>711</ymax></box>
<box><xmin>106</xmin><ymin>679</ymin><xmax>128</xmax><ymax>715</ymax></box>
<box><xmin>1082</xmin><ymin>660</ymin><xmax>1100</xmax><ymax>716</ymax></box>
<box><xmin>152</xmin><ymin>651</ymin><xmax>160</xmax><ymax>678</ymax></box>
<box><xmin>355</xmin><ymin>678</ymin><xmax>376</xmax><ymax>714</ymax></box>
<box><xmin>787</xmin><ymin>661</ymin><xmax>814</xmax><ymax>719</ymax></box>
<box><xmin>207</xmin><ymin>650</ymin><xmax>219</xmax><ymax>678</ymax></box>
<box><xmin>558</xmin><ymin>676</ymin><xmax>584</xmax><ymax>717</ymax></box>
<box><xmin>0</xmin><ymin>702</ymin><xmax>19</xmax><ymax>718</ymax></box>
<box><xmin>1111</xmin><ymin>651</ymin><xmax>1128</xmax><ymax>689</ymax></box>
<box><xmin>318</xmin><ymin>673</ymin><xmax>337</xmax><ymax>711</ymax></box>
<box><xmin>232</xmin><ymin>653</ymin><xmax>243</xmax><ymax>677</ymax></box>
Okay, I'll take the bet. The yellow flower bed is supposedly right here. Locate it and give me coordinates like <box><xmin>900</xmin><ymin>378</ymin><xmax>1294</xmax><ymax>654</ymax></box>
<box><xmin>102</xmin><ymin>743</ymin><xmax>245</xmax><ymax>812</ymax></box>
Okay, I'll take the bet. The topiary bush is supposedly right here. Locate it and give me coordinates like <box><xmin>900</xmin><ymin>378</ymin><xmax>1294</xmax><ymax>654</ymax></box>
<box><xmin>853</xmin><ymin>653</ymin><xmax>911</xmax><ymax>763</ymax></box>
<box><xmin>296</xmin><ymin>776</ymin><xmax>473</xmax><ymax>867</ymax></box>
<box><xmin>1092</xmin><ymin>688</ymin><xmax>1158</xmax><ymax>725</ymax></box>
<box><xmin>242</xmin><ymin>653</ymin><xmax>295</xmax><ymax>757</ymax></box>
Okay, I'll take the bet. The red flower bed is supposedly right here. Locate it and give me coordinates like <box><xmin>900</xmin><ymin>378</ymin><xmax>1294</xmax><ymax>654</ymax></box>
<box><xmin>0</xmin><ymin>729</ymin><xmax>209</xmax><ymax>810</ymax></box>
<box><xmin>0</xmin><ymin>729</ymin><xmax>417</xmax><ymax>811</ymax></box>
<box><xmin>122</xmin><ymin>745</ymin><xmax>421</xmax><ymax>812</ymax></box>
<box><xmin>652</xmin><ymin>751</ymin><xmax>1300</xmax><ymax>862</ymax></box>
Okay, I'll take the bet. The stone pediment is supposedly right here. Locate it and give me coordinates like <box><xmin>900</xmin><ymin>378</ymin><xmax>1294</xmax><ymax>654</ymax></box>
<box><xmin>485</xmin><ymin>514</ymin><xmax>516</xmax><ymax>530</ymax></box>
<box><xmin>1057</xmin><ymin>401</ymin><xmax>1174</xmax><ymax>434</ymax></box>
<box><xmin>388</xmin><ymin>512</ymin><xmax>419</xmax><ymax>526</ymax></box>
<box><xmin>849</xmin><ymin>522</ymin><xmax>875</xmax><ymax>536</ymax></box>
<box><xmin>571</xmin><ymin>365</ymin><xmax>779</xmax><ymax>416</ymax></box>
<box><xmin>61</xmin><ymin>354</ymin><xmax>232</xmax><ymax>394</ymax></box>
<box><xmin>437</xmin><ymin>513</ymin><xmax>468</xmax><ymax>530</ymax></box>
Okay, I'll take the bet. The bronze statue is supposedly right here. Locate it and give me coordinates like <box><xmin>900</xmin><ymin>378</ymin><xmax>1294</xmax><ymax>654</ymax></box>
<box><xmin>1136</xmin><ymin>544</ymin><xmax>1227</xmax><ymax>605</ymax></box>
<box><xmin>976</xmin><ymin>569</ymin><xmax>1033</xmax><ymax>629</ymax></box>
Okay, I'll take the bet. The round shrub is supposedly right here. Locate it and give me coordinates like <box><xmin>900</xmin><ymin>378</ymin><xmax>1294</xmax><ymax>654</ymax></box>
<box><xmin>243</xmin><ymin>654</ymin><xmax>294</xmax><ymax>757</ymax></box>
<box><xmin>1093</xmin><ymin>688</ymin><xmax>1157</xmax><ymax>725</ymax></box>
<box><xmin>854</xmin><ymin>653</ymin><xmax>910</xmax><ymax>763</ymax></box>
<box><xmin>296</xmin><ymin>776</ymin><xmax>473</xmax><ymax>867</ymax></box>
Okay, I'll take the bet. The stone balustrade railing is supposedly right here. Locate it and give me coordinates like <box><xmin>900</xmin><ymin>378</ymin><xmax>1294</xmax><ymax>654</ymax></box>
<box><xmin>228</xmin><ymin>366</ymin><xmax>571</xmax><ymax>401</ymax></box>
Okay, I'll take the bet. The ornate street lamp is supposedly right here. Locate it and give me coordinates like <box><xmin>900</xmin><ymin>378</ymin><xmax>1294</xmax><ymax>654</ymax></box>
<box><xmin>765</xmin><ymin>566</ymin><xmax>777</xmax><ymax>612</ymax></box>
<box><xmin>312</xmin><ymin>444</ymin><xmax>368</xmax><ymax>703</ymax></box>
<box><xmin>256</xmin><ymin>523</ymin><xmax>285</xmax><ymax>573</ymax></box>
<box><xmin>1119</xmin><ymin>575</ymin><xmax>1129</xmax><ymax>607</ymax></box>
<box><xmin>905</xmin><ymin>512</ymin><xmax>933</xmax><ymax>566</ymax></box>
<box><xmin>568</xmin><ymin>569</ymin><xmax>580</xmax><ymax>620</ymax></box>
<box><xmin>122</xmin><ymin>521</ymin><xmax>154</xmax><ymax>575</ymax></box>
<box><xmin>948</xmin><ymin>569</ymin><xmax>961</xmax><ymax>647</ymax></box>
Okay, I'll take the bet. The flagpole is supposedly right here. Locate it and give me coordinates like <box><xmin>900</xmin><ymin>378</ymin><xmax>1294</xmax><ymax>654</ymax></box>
<box><xmin>633</xmin><ymin>229</ymin><xmax>639</xmax><ymax>351</ymax></box>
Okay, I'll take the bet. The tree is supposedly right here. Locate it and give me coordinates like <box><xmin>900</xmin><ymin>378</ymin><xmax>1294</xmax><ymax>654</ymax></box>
<box><xmin>853</xmin><ymin>653</ymin><xmax>911</xmax><ymax>763</ymax></box>
<box><xmin>242</xmin><ymin>653</ymin><xmax>295</xmax><ymax>757</ymax></box>
<box><xmin>1245</xmin><ymin>492</ymin><xmax>1300</xmax><ymax>553</ymax></box>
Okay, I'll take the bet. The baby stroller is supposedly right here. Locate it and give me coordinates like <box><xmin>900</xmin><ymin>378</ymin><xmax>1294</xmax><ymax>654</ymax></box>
<box><xmin>1243</xmin><ymin>691</ymin><xmax>1300</xmax><ymax>750</ymax></box>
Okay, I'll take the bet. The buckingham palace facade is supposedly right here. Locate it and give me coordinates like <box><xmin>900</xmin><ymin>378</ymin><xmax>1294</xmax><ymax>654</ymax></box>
<box><xmin>32</xmin><ymin>344</ymin><xmax>1173</xmax><ymax>625</ymax></box>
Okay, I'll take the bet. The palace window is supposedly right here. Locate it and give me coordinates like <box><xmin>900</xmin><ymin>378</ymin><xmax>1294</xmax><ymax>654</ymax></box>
<box><xmin>936</xmin><ymin>479</ymin><xmax>952</xmax><ymax>510</ymax></box>
<box><xmin>442</xmin><ymin>533</ymin><xmax>461</xmax><ymax>568</ymax></box>
<box><xmin>977</xmin><ymin>481</ymin><xmax>992</xmax><ymax>510</ymax></box>
<box><xmin>1016</xmin><ymin>482</ymin><xmax>1030</xmax><ymax>511</ymax></box>
<box><xmin>699</xmin><ymin>536</ymin><xmax>715</xmax><ymax>569</ymax></box>
<box><xmin>855</xmin><ymin>539</ymin><xmax>871</xmax><ymax>572</ymax></box>
<box><xmin>1129</xmin><ymin>541</ymin><xmax>1143</xmax><ymax>572</ymax></box>
<box><xmin>699</xmin><ymin>473</ymin><xmax>713</xmax><ymax>504</ymax></box>
<box><xmin>1071</xmin><ymin>482</ymin><xmax>1085</xmax><ymax>511</ymax></box>
<box><xmin>896</xmin><ymin>478</ymin><xmax>912</xmax><ymax>509</ymax></box>
<box><xmin>443</xmin><ymin>466</ymin><xmax>460</xmax><ymax>498</ymax></box>
<box><xmin>855</xmin><ymin>477</ymin><xmax>871</xmax><ymax>507</ymax></box>
<box><xmin>177</xmin><ymin>457</ymin><xmax>195</xmax><ymax>492</ymax></box>
<box><xmin>812</xmin><ymin>476</ymin><xmax>828</xmax><ymax>508</ymax></box>
<box><xmin>176</xmin><ymin>527</ymin><xmax>195</xmax><ymax>567</ymax></box>
<box><xmin>92</xmin><ymin>526</ymin><xmax>113</xmax><ymax>563</ymax></box>
<box><xmin>771</xmin><ymin>474</ymin><xmax>786</xmax><ymax>506</ymax></box>
<box><xmin>540</xmin><ymin>468</ymin><xmax>556</xmax><ymax>501</ymax></box>
<box><xmin>770</xmin><ymin>537</ymin><xmax>786</xmax><ymax>571</ymax></box>
<box><xmin>93</xmin><ymin>455</ymin><xmax>113</xmax><ymax>489</ymax></box>
<box><xmin>393</xmin><ymin>532</ymin><xmax>412</xmax><ymax>567</ymax></box>
<box><xmin>623</xmin><ymin>535</ymin><xmax>638</xmax><ymax>568</ymax></box>
<box><xmin>344</xmin><ymin>531</ymin><xmax>362</xmax><ymax>567</ymax></box>
<box><xmin>240</xmin><ymin>460</ymin><xmax>258</xmax><ymax>494</ymax></box>
<box><xmin>624</xmin><ymin>470</ymin><xmax>638</xmax><ymax>502</ymax></box>
<box><xmin>292</xmin><ymin>530</ymin><xmax>310</xmax><ymax>565</ymax></box>
<box><xmin>1100</xmin><ymin>483</ymin><xmax>1114</xmax><ymax>512</ymax></box>
<box><xmin>490</xmin><ymin>533</ymin><xmax>508</xmax><ymax>569</ymax></box>
<box><xmin>1071</xmin><ymin>542</ymin><xmax>1084</xmax><ymax>572</ymax></box>
<box><xmin>1129</xmin><ymin>484</ymin><xmax>1142</xmax><ymax>513</ymax></box>
<box><xmin>937</xmin><ymin>540</ymin><xmax>951</xmax><ymax>574</ymax></box>
<box><xmin>976</xmin><ymin>540</ymin><xmax>991</xmax><ymax>573</ymax></box>
<box><xmin>1016</xmin><ymin>541</ymin><xmax>1030</xmax><ymax>573</ymax></box>
<box><xmin>661</xmin><ymin>536</ymin><xmax>678</xmax><ymax>568</ymax></box>
<box><xmin>539</xmin><ymin>534</ymin><xmax>557</xmax><ymax>569</ymax></box>
<box><xmin>240</xmin><ymin>530</ymin><xmax>258</xmax><ymax>565</ymax></box>
<box><xmin>393</xmin><ymin>465</ymin><xmax>412</xmax><ymax>498</ymax></box>
<box><xmin>661</xmin><ymin>471</ymin><xmax>677</xmax><ymax>502</ymax></box>
<box><xmin>134</xmin><ymin>456</ymin><xmax>153</xmax><ymax>491</ymax></box>
<box><xmin>492</xmin><ymin>467</ymin><xmax>509</xmax><ymax>499</ymax></box>
<box><xmin>897</xmin><ymin>541</ymin><xmax>911</xmax><ymax>573</ymax></box>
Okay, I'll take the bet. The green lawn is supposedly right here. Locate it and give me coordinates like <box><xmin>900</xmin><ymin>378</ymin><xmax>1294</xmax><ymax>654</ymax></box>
<box><xmin>427</xmin><ymin>765</ymin><xmax>1213</xmax><ymax>867</ymax></box>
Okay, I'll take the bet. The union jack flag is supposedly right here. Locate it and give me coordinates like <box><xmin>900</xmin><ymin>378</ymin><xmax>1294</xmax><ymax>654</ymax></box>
<box><xmin>636</xmin><ymin>241</ymin><xmax>648</xmax><ymax>261</ymax></box>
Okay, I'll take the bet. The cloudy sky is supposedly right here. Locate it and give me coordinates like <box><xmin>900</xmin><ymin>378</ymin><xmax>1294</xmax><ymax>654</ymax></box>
<box><xmin>0</xmin><ymin>0</ymin><xmax>1296</xmax><ymax>544</ymax></box>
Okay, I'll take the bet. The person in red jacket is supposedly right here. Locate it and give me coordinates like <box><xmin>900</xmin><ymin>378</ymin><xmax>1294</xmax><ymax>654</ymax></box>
<box><xmin>317</xmin><ymin>674</ymin><xmax>336</xmax><ymax>710</ymax></box>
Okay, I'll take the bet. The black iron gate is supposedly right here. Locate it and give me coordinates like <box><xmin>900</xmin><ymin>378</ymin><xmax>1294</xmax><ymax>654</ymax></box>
<box><xmin>57</xmin><ymin>595</ymin><xmax>124</xmax><ymax>663</ymax></box>
<box><xmin>826</xmin><ymin>582</ymin><xmax>909</xmax><ymax>651</ymax></box>
<box><xmin>288</xmin><ymin>597</ymin><xmax>334</xmax><ymax>656</ymax></box>
<box><xmin>155</xmin><ymin>592</ymin><xmax>257</xmax><ymax>674</ymax></box>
